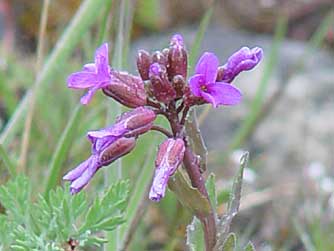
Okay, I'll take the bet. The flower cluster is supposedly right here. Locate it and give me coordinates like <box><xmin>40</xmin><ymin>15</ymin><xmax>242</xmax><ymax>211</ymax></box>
<box><xmin>64</xmin><ymin>34</ymin><xmax>262</xmax><ymax>201</ymax></box>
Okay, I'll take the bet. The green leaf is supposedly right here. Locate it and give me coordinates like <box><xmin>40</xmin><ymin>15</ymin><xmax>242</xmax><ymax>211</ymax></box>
<box><xmin>217</xmin><ymin>188</ymin><xmax>231</xmax><ymax>205</ymax></box>
<box><xmin>168</xmin><ymin>168</ymin><xmax>211</xmax><ymax>215</ymax></box>
<box><xmin>186</xmin><ymin>216</ymin><xmax>205</xmax><ymax>251</ymax></box>
<box><xmin>215</xmin><ymin>152</ymin><xmax>248</xmax><ymax>250</ymax></box>
<box><xmin>0</xmin><ymin>176</ymin><xmax>30</xmax><ymax>224</ymax></box>
<box><xmin>227</xmin><ymin>152</ymin><xmax>248</xmax><ymax>214</ymax></box>
<box><xmin>185</xmin><ymin>109</ymin><xmax>208</xmax><ymax>172</ymax></box>
<box><xmin>244</xmin><ymin>242</ymin><xmax>256</xmax><ymax>251</ymax></box>
<box><xmin>0</xmin><ymin>215</ymin><xmax>13</xmax><ymax>248</ymax></box>
<box><xmin>222</xmin><ymin>232</ymin><xmax>236</xmax><ymax>251</ymax></box>
<box><xmin>205</xmin><ymin>173</ymin><xmax>217</xmax><ymax>210</ymax></box>
<box><xmin>79</xmin><ymin>180</ymin><xmax>129</xmax><ymax>234</ymax></box>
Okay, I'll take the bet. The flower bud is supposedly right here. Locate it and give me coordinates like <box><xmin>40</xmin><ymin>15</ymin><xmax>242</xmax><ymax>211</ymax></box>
<box><xmin>152</xmin><ymin>51</ymin><xmax>168</xmax><ymax>67</ymax></box>
<box><xmin>162</xmin><ymin>48</ymin><xmax>170</xmax><ymax>58</ymax></box>
<box><xmin>136</xmin><ymin>50</ymin><xmax>152</xmax><ymax>80</ymax></box>
<box><xmin>149</xmin><ymin>63</ymin><xmax>176</xmax><ymax>103</ymax></box>
<box><xmin>87</xmin><ymin>107</ymin><xmax>156</xmax><ymax>146</ymax></box>
<box><xmin>216</xmin><ymin>46</ymin><xmax>263</xmax><ymax>83</ymax></box>
<box><xmin>172</xmin><ymin>75</ymin><xmax>186</xmax><ymax>98</ymax></box>
<box><xmin>102</xmin><ymin>71</ymin><xmax>147</xmax><ymax>108</ymax></box>
<box><xmin>117</xmin><ymin>107</ymin><xmax>157</xmax><ymax>137</ymax></box>
<box><xmin>99</xmin><ymin>137</ymin><xmax>136</xmax><ymax>165</ymax></box>
<box><xmin>149</xmin><ymin>138</ymin><xmax>185</xmax><ymax>201</ymax></box>
<box><xmin>167</xmin><ymin>34</ymin><xmax>188</xmax><ymax>80</ymax></box>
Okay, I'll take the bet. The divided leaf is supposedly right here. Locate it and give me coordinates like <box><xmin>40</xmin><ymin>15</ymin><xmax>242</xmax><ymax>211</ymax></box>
<box><xmin>0</xmin><ymin>175</ymin><xmax>30</xmax><ymax>224</ymax></box>
<box><xmin>80</xmin><ymin>179</ymin><xmax>129</xmax><ymax>233</ymax></box>
<box><xmin>0</xmin><ymin>176</ymin><xmax>129</xmax><ymax>250</ymax></box>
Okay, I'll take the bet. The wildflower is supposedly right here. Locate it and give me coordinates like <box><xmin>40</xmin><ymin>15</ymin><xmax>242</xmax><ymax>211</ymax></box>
<box><xmin>67</xmin><ymin>43</ymin><xmax>111</xmax><ymax>105</ymax></box>
<box><xmin>149</xmin><ymin>138</ymin><xmax>185</xmax><ymax>201</ymax></box>
<box><xmin>189</xmin><ymin>52</ymin><xmax>242</xmax><ymax>107</ymax></box>
<box><xmin>216</xmin><ymin>46</ymin><xmax>263</xmax><ymax>83</ymax></box>
<box><xmin>63</xmin><ymin>137</ymin><xmax>136</xmax><ymax>194</ymax></box>
<box><xmin>64</xmin><ymin>107</ymin><xmax>156</xmax><ymax>193</ymax></box>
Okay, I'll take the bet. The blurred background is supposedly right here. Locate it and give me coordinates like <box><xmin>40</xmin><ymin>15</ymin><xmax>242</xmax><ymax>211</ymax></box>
<box><xmin>0</xmin><ymin>0</ymin><xmax>333</xmax><ymax>250</ymax></box>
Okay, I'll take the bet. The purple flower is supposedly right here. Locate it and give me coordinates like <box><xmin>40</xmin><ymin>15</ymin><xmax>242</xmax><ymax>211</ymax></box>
<box><xmin>217</xmin><ymin>47</ymin><xmax>263</xmax><ymax>83</ymax></box>
<box><xmin>149</xmin><ymin>138</ymin><xmax>185</xmax><ymax>202</ymax></box>
<box><xmin>189</xmin><ymin>52</ymin><xmax>242</xmax><ymax>108</ymax></box>
<box><xmin>67</xmin><ymin>43</ymin><xmax>111</xmax><ymax>105</ymax></box>
<box><xmin>63</xmin><ymin>137</ymin><xmax>136</xmax><ymax>194</ymax></box>
<box><xmin>64</xmin><ymin>107</ymin><xmax>156</xmax><ymax>194</ymax></box>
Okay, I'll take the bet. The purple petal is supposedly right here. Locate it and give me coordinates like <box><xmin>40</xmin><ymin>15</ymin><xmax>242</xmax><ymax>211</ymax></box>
<box><xmin>95</xmin><ymin>43</ymin><xmax>110</xmax><ymax>78</ymax></box>
<box><xmin>195</xmin><ymin>52</ymin><xmax>219</xmax><ymax>83</ymax></box>
<box><xmin>201</xmin><ymin>82</ymin><xmax>242</xmax><ymax>107</ymax></box>
<box><xmin>69</xmin><ymin>156</ymin><xmax>100</xmax><ymax>194</ymax></box>
<box><xmin>87</xmin><ymin>124</ymin><xmax>126</xmax><ymax>141</ymax></box>
<box><xmin>67</xmin><ymin>72</ymin><xmax>99</xmax><ymax>89</ymax></box>
<box><xmin>189</xmin><ymin>74</ymin><xmax>205</xmax><ymax>97</ymax></box>
<box><xmin>149</xmin><ymin>166</ymin><xmax>171</xmax><ymax>202</ymax></box>
<box><xmin>170</xmin><ymin>34</ymin><xmax>184</xmax><ymax>46</ymax></box>
<box><xmin>92</xmin><ymin>136</ymin><xmax>117</xmax><ymax>154</ymax></box>
<box><xmin>80</xmin><ymin>85</ymin><xmax>100</xmax><ymax>105</ymax></box>
<box><xmin>63</xmin><ymin>156</ymin><xmax>93</xmax><ymax>181</ymax></box>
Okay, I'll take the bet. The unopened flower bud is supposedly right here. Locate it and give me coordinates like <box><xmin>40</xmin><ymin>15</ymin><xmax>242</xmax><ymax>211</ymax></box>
<box><xmin>216</xmin><ymin>46</ymin><xmax>263</xmax><ymax>83</ymax></box>
<box><xmin>137</xmin><ymin>50</ymin><xmax>152</xmax><ymax>80</ymax></box>
<box><xmin>172</xmin><ymin>75</ymin><xmax>186</xmax><ymax>98</ymax></box>
<box><xmin>149</xmin><ymin>63</ymin><xmax>176</xmax><ymax>103</ymax></box>
<box><xmin>117</xmin><ymin>107</ymin><xmax>157</xmax><ymax>137</ymax></box>
<box><xmin>162</xmin><ymin>48</ymin><xmax>170</xmax><ymax>58</ymax></box>
<box><xmin>152</xmin><ymin>51</ymin><xmax>168</xmax><ymax>67</ymax></box>
<box><xmin>149</xmin><ymin>138</ymin><xmax>185</xmax><ymax>201</ymax></box>
<box><xmin>170</xmin><ymin>34</ymin><xmax>184</xmax><ymax>47</ymax></box>
<box><xmin>102</xmin><ymin>71</ymin><xmax>147</xmax><ymax>108</ymax></box>
<box><xmin>168</xmin><ymin>34</ymin><xmax>188</xmax><ymax>80</ymax></box>
<box><xmin>99</xmin><ymin>137</ymin><xmax>136</xmax><ymax>165</ymax></box>
<box><xmin>88</xmin><ymin>107</ymin><xmax>156</xmax><ymax>144</ymax></box>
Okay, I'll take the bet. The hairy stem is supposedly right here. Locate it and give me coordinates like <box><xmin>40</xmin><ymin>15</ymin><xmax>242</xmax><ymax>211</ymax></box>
<box><xmin>183</xmin><ymin>147</ymin><xmax>216</xmax><ymax>251</ymax></box>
